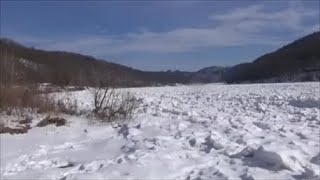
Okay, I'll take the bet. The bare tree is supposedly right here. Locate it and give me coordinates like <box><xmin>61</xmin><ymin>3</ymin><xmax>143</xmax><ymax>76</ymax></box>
<box><xmin>0</xmin><ymin>48</ymin><xmax>16</xmax><ymax>86</ymax></box>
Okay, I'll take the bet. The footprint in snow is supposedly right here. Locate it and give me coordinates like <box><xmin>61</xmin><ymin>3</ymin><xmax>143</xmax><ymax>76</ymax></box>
<box><xmin>118</xmin><ymin>124</ymin><xmax>129</xmax><ymax>139</ymax></box>
<box><xmin>64</xmin><ymin>160</ymin><xmax>106</xmax><ymax>176</ymax></box>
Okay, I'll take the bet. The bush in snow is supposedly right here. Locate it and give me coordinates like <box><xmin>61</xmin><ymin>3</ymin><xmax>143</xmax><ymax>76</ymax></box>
<box><xmin>91</xmin><ymin>82</ymin><xmax>140</xmax><ymax>123</ymax></box>
<box><xmin>0</xmin><ymin>85</ymin><xmax>55</xmax><ymax>117</ymax></box>
<box><xmin>0</xmin><ymin>122</ymin><xmax>31</xmax><ymax>134</ymax></box>
<box><xmin>36</xmin><ymin>116</ymin><xmax>66</xmax><ymax>127</ymax></box>
<box><xmin>0</xmin><ymin>84</ymin><xmax>80</xmax><ymax>128</ymax></box>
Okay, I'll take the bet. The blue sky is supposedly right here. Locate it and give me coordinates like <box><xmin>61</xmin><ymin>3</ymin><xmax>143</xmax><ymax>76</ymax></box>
<box><xmin>1</xmin><ymin>0</ymin><xmax>319</xmax><ymax>71</ymax></box>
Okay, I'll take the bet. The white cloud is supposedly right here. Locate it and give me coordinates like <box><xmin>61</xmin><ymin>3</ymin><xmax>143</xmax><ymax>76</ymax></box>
<box><xmin>11</xmin><ymin>3</ymin><xmax>319</xmax><ymax>56</ymax></box>
<box><xmin>210</xmin><ymin>3</ymin><xmax>318</xmax><ymax>32</ymax></box>
<box><xmin>210</xmin><ymin>4</ymin><xmax>265</xmax><ymax>21</ymax></box>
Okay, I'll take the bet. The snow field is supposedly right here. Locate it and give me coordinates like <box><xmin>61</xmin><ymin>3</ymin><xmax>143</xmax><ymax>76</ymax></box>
<box><xmin>1</xmin><ymin>82</ymin><xmax>319</xmax><ymax>179</ymax></box>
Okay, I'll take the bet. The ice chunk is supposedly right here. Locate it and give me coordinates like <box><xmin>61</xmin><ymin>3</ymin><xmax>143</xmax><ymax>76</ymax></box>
<box><xmin>201</xmin><ymin>136</ymin><xmax>223</xmax><ymax>153</ymax></box>
<box><xmin>311</xmin><ymin>153</ymin><xmax>320</xmax><ymax>165</ymax></box>
<box><xmin>253</xmin><ymin>122</ymin><xmax>270</xmax><ymax>130</ymax></box>
<box><xmin>188</xmin><ymin>138</ymin><xmax>196</xmax><ymax>147</ymax></box>
<box><xmin>231</xmin><ymin>146</ymin><xmax>255</xmax><ymax>158</ymax></box>
<box><xmin>254</xmin><ymin>144</ymin><xmax>306</xmax><ymax>172</ymax></box>
<box><xmin>178</xmin><ymin>121</ymin><xmax>190</xmax><ymax>131</ymax></box>
<box><xmin>129</xmin><ymin>128</ymin><xmax>142</xmax><ymax>136</ymax></box>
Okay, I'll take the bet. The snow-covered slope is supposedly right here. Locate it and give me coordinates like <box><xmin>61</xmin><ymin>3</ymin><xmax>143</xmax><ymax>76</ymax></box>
<box><xmin>1</xmin><ymin>82</ymin><xmax>319</xmax><ymax>179</ymax></box>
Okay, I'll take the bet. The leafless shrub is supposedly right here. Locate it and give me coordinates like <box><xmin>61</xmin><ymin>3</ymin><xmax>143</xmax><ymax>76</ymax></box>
<box><xmin>56</xmin><ymin>99</ymin><xmax>79</xmax><ymax>115</ymax></box>
<box><xmin>0</xmin><ymin>85</ymin><xmax>79</xmax><ymax>118</ymax></box>
<box><xmin>0</xmin><ymin>85</ymin><xmax>39</xmax><ymax>113</ymax></box>
<box><xmin>36</xmin><ymin>116</ymin><xmax>66</xmax><ymax>127</ymax></box>
<box><xmin>91</xmin><ymin>84</ymin><xmax>140</xmax><ymax>123</ymax></box>
<box><xmin>36</xmin><ymin>95</ymin><xmax>57</xmax><ymax>114</ymax></box>
<box><xmin>18</xmin><ymin>117</ymin><xmax>32</xmax><ymax>124</ymax></box>
<box><xmin>0</xmin><ymin>85</ymin><xmax>56</xmax><ymax>115</ymax></box>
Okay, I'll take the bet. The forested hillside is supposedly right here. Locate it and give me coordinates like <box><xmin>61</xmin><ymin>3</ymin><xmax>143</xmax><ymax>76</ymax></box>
<box><xmin>224</xmin><ymin>31</ymin><xmax>320</xmax><ymax>83</ymax></box>
<box><xmin>1</xmin><ymin>31</ymin><xmax>319</xmax><ymax>87</ymax></box>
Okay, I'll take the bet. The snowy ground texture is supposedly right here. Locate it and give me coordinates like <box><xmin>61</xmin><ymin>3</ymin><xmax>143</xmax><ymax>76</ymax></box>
<box><xmin>1</xmin><ymin>82</ymin><xmax>320</xmax><ymax>180</ymax></box>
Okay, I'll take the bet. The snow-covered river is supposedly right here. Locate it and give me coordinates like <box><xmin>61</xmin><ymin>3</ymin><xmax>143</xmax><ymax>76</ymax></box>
<box><xmin>1</xmin><ymin>82</ymin><xmax>319</xmax><ymax>179</ymax></box>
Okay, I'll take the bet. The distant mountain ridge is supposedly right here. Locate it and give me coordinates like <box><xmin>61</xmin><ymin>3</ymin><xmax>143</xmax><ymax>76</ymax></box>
<box><xmin>191</xmin><ymin>66</ymin><xmax>227</xmax><ymax>83</ymax></box>
<box><xmin>1</xmin><ymin>31</ymin><xmax>319</xmax><ymax>86</ymax></box>
<box><xmin>0</xmin><ymin>38</ymin><xmax>225</xmax><ymax>87</ymax></box>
